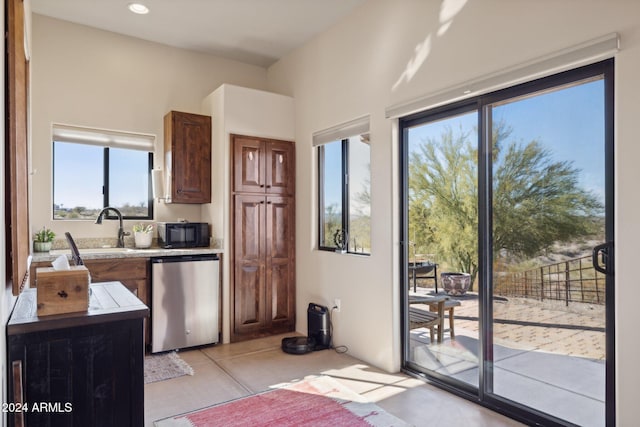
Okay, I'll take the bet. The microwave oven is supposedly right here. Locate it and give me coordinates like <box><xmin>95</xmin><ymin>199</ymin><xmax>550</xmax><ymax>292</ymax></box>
<box><xmin>157</xmin><ymin>222</ymin><xmax>210</xmax><ymax>248</ymax></box>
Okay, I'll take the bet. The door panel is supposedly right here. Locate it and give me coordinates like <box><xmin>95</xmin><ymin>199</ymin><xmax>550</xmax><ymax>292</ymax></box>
<box><xmin>266</xmin><ymin>141</ymin><xmax>295</xmax><ymax>195</ymax></box>
<box><xmin>401</xmin><ymin>61</ymin><xmax>614</xmax><ymax>426</ymax></box>
<box><xmin>489</xmin><ymin>77</ymin><xmax>608</xmax><ymax>426</ymax></box>
<box><xmin>268</xmin><ymin>262</ymin><xmax>292</xmax><ymax>322</ymax></box>
<box><xmin>233</xmin><ymin>136</ymin><xmax>264</xmax><ymax>192</ymax></box>
<box><xmin>235</xmin><ymin>264</ymin><xmax>264</xmax><ymax>327</ymax></box>
<box><xmin>166</xmin><ymin>111</ymin><xmax>211</xmax><ymax>203</ymax></box>
<box><xmin>175</xmin><ymin>119</ymin><xmax>210</xmax><ymax>195</ymax></box>
<box><xmin>405</xmin><ymin>109</ymin><xmax>479</xmax><ymax>387</ymax></box>
<box><xmin>266</xmin><ymin>196</ymin><xmax>295</xmax><ymax>327</ymax></box>
<box><xmin>234</xmin><ymin>195</ymin><xmax>266</xmax><ymax>333</ymax></box>
<box><xmin>267</xmin><ymin>197</ymin><xmax>293</xmax><ymax>259</ymax></box>
<box><xmin>235</xmin><ymin>195</ymin><xmax>265</xmax><ymax>260</ymax></box>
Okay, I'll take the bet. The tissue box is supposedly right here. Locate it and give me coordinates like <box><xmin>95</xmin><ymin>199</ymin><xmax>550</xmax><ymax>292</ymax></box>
<box><xmin>36</xmin><ymin>266</ymin><xmax>90</xmax><ymax>316</ymax></box>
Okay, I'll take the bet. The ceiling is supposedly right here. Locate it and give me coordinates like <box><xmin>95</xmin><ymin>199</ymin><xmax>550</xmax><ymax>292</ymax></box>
<box><xmin>30</xmin><ymin>0</ymin><xmax>366</xmax><ymax>67</ymax></box>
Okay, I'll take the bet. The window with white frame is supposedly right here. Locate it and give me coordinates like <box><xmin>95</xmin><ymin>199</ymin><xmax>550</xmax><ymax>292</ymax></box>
<box><xmin>315</xmin><ymin>116</ymin><xmax>371</xmax><ymax>254</ymax></box>
<box><xmin>52</xmin><ymin>124</ymin><xmax>154</xmax><ymax>220</ymax></box>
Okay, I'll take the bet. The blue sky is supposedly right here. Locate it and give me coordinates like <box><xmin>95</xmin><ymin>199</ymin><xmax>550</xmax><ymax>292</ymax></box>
<box><xmin>54</xmin><ymin>143</ymin><xmax>149</xmax><ymax>211</ymax></box>
<box><xmin>408</xmin><ymin>78</ymin><xmax>605</xmax><ymax>204</ymax></box>
<box><xmin>53</xmin><ymin>143</ymin><xmax>103</xmax><ymax>209</ymax></box>
<box><xmin>322</xmin><ymin>136</ymin><xmax>371</xmax><ymax>215</ymax></box>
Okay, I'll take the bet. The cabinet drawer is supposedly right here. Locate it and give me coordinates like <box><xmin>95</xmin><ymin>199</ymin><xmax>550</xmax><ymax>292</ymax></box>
<box><xmin>83</xmin><ymin>258</ymin><xmax>148</xmax><ymax>281</ymax></box>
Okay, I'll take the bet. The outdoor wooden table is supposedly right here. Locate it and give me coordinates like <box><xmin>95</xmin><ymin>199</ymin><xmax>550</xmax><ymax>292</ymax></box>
<box><xmin>409</xmin><ymin>294</ymin><xmax>461</xmax><ymax>339</ymax></box>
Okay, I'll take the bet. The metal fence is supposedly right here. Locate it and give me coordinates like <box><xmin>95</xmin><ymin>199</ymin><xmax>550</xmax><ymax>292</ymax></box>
<box><xmin>493</xmin><ymin>255</ymin><xmax>606</xmax><ymax>305</ymax></box>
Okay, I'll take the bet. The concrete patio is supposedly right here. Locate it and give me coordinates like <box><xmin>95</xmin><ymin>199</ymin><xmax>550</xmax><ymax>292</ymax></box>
<box><xmin>408</xmin><ymin>289</ymin><xmax>606</xmax><ymax>426</ymax></box>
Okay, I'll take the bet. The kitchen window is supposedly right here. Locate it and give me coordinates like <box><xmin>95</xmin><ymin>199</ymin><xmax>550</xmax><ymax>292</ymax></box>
<box><xmin>314</xmin><ymin>116</ymin><xmax>371</xmax><ymax>254</ymax></box>
<box><xmin>52</xmin><ymin>124</ymin><xmax>154</xmax><ymax>220</ymax></box>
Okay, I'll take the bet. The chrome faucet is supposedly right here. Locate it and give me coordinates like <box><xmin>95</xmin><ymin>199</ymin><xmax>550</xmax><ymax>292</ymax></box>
<box><xmin>95</xmin><ymin>207</ymin><xmax>130</xmax><ymax>248</ymax></box>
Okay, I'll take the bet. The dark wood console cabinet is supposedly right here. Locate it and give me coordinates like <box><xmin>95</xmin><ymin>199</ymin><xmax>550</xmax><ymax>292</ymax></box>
<box><xmin>6</xmin><ymin>282</ymin><xmax>148</xmax><ymax>427</ymax></box>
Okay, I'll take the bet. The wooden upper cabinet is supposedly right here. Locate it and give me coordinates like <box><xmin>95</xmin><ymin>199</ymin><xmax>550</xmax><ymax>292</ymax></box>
<box><xmin>233</xmin><ymin>136</ymin><xmax>264</xmax><ymax>193</ymax></box>
<box><xmin>266</xmin><ymin>140</ymin><xmax>295</xmax><ymax>195</ymax></box>
<box><xmin>164</xmin><ymin>111</ymin><xmax>212</xmax><ymax>203</ymax></box>
<box><xmin>232</xmin><ymin>134</ymin><xmax>294</xmax><ymax>196</ymax></box>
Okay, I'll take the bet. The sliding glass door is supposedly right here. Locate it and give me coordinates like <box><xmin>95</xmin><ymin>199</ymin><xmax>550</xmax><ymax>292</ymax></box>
<box><xmin>404</xmin><ymin>107</ymin><xmax>480</xmax><ymax>389</ymax></box>
<box><xmin>401</xmin><ymin>60</ymin><xmax>614</xmax><ymax>426</ymax></box>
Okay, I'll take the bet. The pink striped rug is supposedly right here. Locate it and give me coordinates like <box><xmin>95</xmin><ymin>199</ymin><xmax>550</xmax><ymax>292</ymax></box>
<box><xmin>154</xmin><ymin>375</ymin><xmax>409</xmax><ymax>427</ymax></box>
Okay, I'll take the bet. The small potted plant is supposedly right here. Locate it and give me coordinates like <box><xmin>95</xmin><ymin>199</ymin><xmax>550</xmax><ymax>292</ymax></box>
<box><xmin>33</xmin><ymin>227</ymin><xmax>56</xmax><ymax>252</ymax></box>
<box><xmin>132</xmin><ymin>223</ymin><xmax>154</xmax><ymax>248</ymax></box>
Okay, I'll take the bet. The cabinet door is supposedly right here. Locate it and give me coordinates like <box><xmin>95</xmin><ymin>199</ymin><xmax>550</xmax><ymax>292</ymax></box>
<box><xmin>266</xmin><ymin>141</ymin><xmax>295</xmax><ymax>196</ymax></box>
<box><xmin>77</xmin><ymin>258</ymin><xmax>150</xmax><ymax>348</ymax></box>
<box><xmin>233</xmin><ymin>195</ymin><xmax>267</xmax><ymax>335</ymax></box>
<box><xmin>265</xmin><ymin>196</ymin><xmax>295</xmax><ymax>330</ymax></box>
<box><xmin>83</xmin><ymin>259</ymin><xmax>149</xmax><ymax>305</ymax></box>
<box><xmin>32</xmin><ymin>259</ymin><xmax>148</xmax><ymax>304</ymax></box>
<box><xmin>165</xmin><ymin>111</ymin><xmax>211</xmax><ymax>203</ymax></box>
<box><xmin>232</xmin><ymin>135</ymin><xmax>265</xmax><ymax>193</ymax></box>
<box><xmin>8</xmin><ymin>320</ymin><xmax>144</xmax><ymax>427</ymax></box>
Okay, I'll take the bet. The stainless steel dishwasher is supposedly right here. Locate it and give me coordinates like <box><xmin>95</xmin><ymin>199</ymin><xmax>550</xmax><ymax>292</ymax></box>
<box><xmin>151</xmin><ymin>254</ymin><xmax>220</xmax><ymax>353</ymax></box>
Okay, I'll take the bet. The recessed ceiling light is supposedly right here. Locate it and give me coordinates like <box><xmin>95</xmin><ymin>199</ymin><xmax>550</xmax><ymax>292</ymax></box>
<box><xmin>128</xmin><ymin>3</ymin><xmax>149</xmax><ymax>15</ymax></box>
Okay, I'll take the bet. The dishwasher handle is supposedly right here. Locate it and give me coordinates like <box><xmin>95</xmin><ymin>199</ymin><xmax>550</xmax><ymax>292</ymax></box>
<box><xmin>151</xmin><ymin>254</ymin><xmax>219</xmax><ymax>263</ymax></box>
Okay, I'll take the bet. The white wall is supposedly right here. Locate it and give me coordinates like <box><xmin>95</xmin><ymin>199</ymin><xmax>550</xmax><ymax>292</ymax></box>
<box><xmin>266</xmin><ymin>0</ymin><xmax>640</xmax><ymax>423</ymax></box>
<box><xmin>30</xmin><ymin>15</ymin><xmax>269</xmax><ymax>242</ymax></box>
<box><xmin>202</xmin><ymin>84</ymin><xmax>295</xmax><ymax>343</ymax></box>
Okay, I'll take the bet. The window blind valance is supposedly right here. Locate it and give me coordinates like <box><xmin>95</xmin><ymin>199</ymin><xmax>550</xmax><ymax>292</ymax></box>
<box><xmin>52</xmin><ymin>124</ymin><xmax>156</xmax><ymax>152</ymax></box>
<box><xmin>312</xmin><ymin>115</ymin><xmax>370</xmax><ymax>146</ymax></box>
<box><xmin>385</xmin><ymin>33</ymin><xmax>620</xmax><ymax>119</ymax></box>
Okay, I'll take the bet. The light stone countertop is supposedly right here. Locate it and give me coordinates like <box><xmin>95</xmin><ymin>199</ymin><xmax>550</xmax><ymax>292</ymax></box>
<box><xmin>31</xmin><ymin>246</ymin><xmax>223</xmax><ymax>263</ymax></box>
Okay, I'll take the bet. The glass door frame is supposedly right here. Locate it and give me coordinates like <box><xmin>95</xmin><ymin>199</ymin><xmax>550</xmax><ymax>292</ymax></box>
<box><xmin>399</xmin><ymin>59</ymin><xmax>615</xmax><ymax>426</ymax></box>
<box><xmin>399</xmin><ymin>101</ymin><xmax>481</xmax><ymax>399</ymax></box>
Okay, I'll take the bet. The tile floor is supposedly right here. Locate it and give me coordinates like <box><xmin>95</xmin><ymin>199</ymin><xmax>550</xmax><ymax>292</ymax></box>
<box><xmin>145</xmin><ymin>333</ymin><xmax>523</xmax><ymax>427</ymax></box>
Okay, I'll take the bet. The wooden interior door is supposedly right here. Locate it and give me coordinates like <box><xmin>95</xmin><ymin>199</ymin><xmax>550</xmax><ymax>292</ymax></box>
<box><xmin>265</xmin><ymin>196</ymin><xmax>295</xmax><ymax>330</ymax></box>
<box><xmin>231</xmin><ymin>134</ymin><xmax>295</xmax><ymax>341</ymax></box>
<box><xmin>233</xmin><ymin>195</ymin><xmax>266</xmax><ymax>335</ymax></box>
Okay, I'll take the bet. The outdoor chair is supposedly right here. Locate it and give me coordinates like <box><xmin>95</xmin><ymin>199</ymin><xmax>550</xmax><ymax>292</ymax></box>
<box><xmin>408</xmin><ymin>261</ymin><xmax>438</xmax><ymax>292</ymax></box>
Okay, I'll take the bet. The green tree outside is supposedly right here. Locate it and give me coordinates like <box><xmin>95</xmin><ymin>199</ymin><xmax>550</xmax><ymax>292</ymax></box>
<box><xmin>409</xmin><ymin>123</ymin><xmax>602</xmax><ymax>289</ymax></box>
